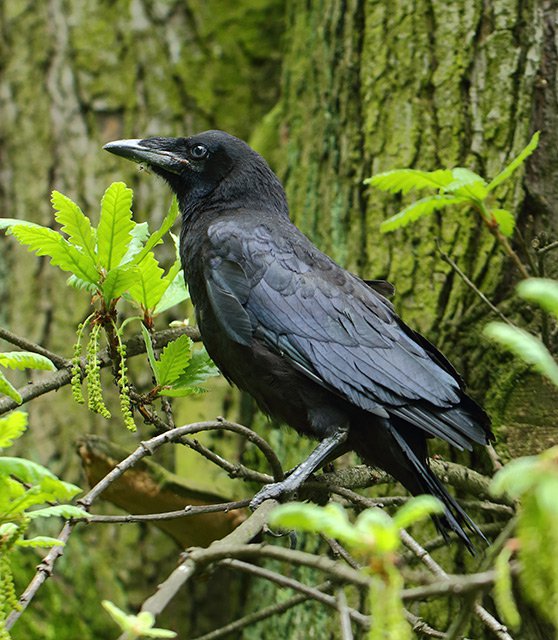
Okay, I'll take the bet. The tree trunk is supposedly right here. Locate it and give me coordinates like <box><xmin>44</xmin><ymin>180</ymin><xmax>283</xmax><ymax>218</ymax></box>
<box><xmin>0</xmin><ymin>2</ymin><xmax>283</xmax><ymax>638</ymax></box>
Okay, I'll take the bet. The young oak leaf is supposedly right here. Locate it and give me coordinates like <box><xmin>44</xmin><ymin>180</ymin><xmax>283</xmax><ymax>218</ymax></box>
<box><xmin>128</xmin><ymin>251</ymin><xmax>169</xmax><ymax>310</ymax></box>
<box><xmin>51</xmin><ymin>190</ymin><xmax>97</xmax><ymax>263</ymax></box>
<box><xmin>97</xmin><ymin>182</ymin><xmax>134</xmax><ymax>270</ymax></box>
<box><xmin>10</xmin><ymin>225</ymin><xmax>99</xmax><ymax>284</ymax></box>
<box><xmin>155</xmin><ymin>334</ymin><xmax>193</xmax><ymax>387</ymax></box>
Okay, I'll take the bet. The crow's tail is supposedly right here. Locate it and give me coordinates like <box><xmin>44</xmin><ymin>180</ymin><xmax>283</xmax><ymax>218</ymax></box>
<box><xmin>388</xmin><ymin>425</ymin><xmax>486</xmax><ymax>553</ymax></box>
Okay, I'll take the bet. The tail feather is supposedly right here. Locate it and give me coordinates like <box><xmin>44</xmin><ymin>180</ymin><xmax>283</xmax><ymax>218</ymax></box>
<box><xmin>389</xmin><ymin>425</ymin><xmax>485</xmax><ymax>553</ymax></box>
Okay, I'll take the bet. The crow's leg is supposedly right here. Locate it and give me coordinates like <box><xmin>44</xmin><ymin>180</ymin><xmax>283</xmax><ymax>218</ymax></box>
<box><xmin>250</xmin><ymin>428</ymin><xmax>349</xmax><ymax>508</ymax></box>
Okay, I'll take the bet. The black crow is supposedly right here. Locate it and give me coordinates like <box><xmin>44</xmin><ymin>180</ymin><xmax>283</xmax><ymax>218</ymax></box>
<box><xmin>104</xmin><ymin>131</ymin><xmax>493</xmax><ymax>549</ymax></box>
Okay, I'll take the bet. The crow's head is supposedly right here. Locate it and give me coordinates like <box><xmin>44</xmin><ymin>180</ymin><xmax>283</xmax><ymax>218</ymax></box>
<box><xmin>104</xmin><ymin>130</ymin><xmax>287</xmax><ymax>218</ymax></box>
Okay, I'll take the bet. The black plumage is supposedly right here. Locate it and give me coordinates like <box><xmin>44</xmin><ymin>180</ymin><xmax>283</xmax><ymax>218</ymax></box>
<box><xmin>104</xmin><ymin>131</ymin><xmax>493</xmax><ymax>549</ymax></box>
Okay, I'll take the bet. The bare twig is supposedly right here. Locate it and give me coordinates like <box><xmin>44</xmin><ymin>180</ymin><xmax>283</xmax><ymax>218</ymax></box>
<box><xmin>0</xmin><ymin>327</ymin><xmax>69</xmax><ymax>369</ymax></box>
<box><xmin>402</xmin><ymin>565</ymin><xmax>519</xmax><ymax>601</ymax></box>
<box><xmin>336</xmin><ymin>588</ymin><xmax>355</xmax><ymax>639</ymax></box>
<box><xmin>87</xmin><ymin>499</ymin><xmax>250</xmax><ymax>524</ymax></box>
<box><xmin>133</xmin><ymin>500</ymin><xmax>279</xmax><ymax>627</ymax></box>
<box><xmin>222</xmin><ymin>558</ymin><xmax>367</xmax><ymax>627</ymax></box>
<box><xmin>537</xmin><ymin>239</ymin><xmax>558</xmax><ymax>255</ymax></box>
<box><xmin>190</xmin><ymin>581</ymin><xmax>333</xmax><ymax>640</ymax></box>
<box><xmin>402</xmin><ymin>529</ymin><xmax>514</xmax><ymax>639</ymax></box>
<box><xmin>437</xmin><ymin>245</ymin><xmax>513</xmax><ymax>325</ymax></box>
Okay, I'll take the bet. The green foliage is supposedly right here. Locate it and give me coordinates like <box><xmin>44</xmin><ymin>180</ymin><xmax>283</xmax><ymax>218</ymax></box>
<box><xmin>102</xmin><ymin>601</ymin><xmax>176</xmax><ymax>639</ymax></box>
<box><xmin>486</xmin><ymin>273</ymin><xmax>558</xmax><ymax>634</ymax></box>
<box><xmin>492</xmin><ymin>447</ymin><xmax>558</xmax><ymax>631</ymax></box>
<box><xmin>0</xmin><ymin>409</ymin><xmax>89</xmax><ymax>639</ymax></box>
<box><xmin>484</xmin><ymin>277</ymin><xmax>558</xmax><ymax>386</ymax></box>
<box><xmin>367</xmin><ymin>132</ymin><xmax>539</xmax><ymax>236</ymax></box>
<box><xmin>0</xmin><ymin>351</ymin><xmax>56</xmax><ymax>405</ymax></box>
<box><xmin>270</xmin><ymin>498</ymin><xmax>442</xmax><ymax>640</ymax></box>
<box><xmin>2</xmin><ymin>183</ymin><xmax>205</xmax><ymax>430</ymax></box>
<box><xmin>4</xmin><ymin>184</ymin><xmax>186</xmax><ymax>317</ymax></box>
<box><xmin>484</xmin><ymin>323</ymin><xmax>558</xmax><ymax>386</ymax></box>
<box><xmin>141</xmin><ymin>327</ymin><xmax>219</xmax><ymax>398</ymax></box>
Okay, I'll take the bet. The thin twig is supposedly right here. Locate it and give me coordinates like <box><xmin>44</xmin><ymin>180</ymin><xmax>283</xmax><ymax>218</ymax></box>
<box><xmin>0</xmin><ymin>327</ymin><xmax>69</xmax><ymax>369</ymax></box>
<box><xmin>222</xmin><ymin>558</ymin><xmax>367</xmax><ymax>627</ymax></box>
<box><xmin>336</xmin><ymin>588</ymin><xmax>355</xmax><ymax>640</ymax></box>
<box><xmin>190</xmin><ymin>582</ymin><xmax>334</xmax><ymax>640</ymax></box>
<box><xmin>87</xmin><ymin>499</ymin><xmax>250</xmax><ymax>524</ymax></box>
<box><xmin>537</xmin><ymin>239</ymin><xmax>558</xmax><ymax>255</ymax></box>
<box><xmin>402</xmin><ymin>565</ymin><xmax>519</xmax><ymax>601</ymax></box>
<box><xmin>437</xmin><ymin>244</ymin><xmax>513</xmax><ymax>325</ymax></box>
<box><xmin>402</xmin><ymin>529</ymin><xmax>514</xmax><ymax>639</ymax></box>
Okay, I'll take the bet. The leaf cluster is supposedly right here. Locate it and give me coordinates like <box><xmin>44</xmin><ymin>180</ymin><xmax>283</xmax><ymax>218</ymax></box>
<box><xmin>270</xmin><ymin>497</ymin><xmax>442</xmax><ymax>640</ymax></box>
<box><xmin>1</xmin><ymin>183</ymin><xmax>187</xmax><ymax>317</ymax></box>
<box><xmin>0</xmin><ymin>410</ymin><xmax>89</xmax><ymax>637</ymax></box>
<box><xmin>366</xmin><ymin>132</ymin><xmax>539</xmax><ymax>236</ymax></box>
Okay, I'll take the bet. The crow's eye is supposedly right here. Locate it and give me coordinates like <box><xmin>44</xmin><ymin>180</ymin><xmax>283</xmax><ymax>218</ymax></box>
<box><xmin>190</xmin><ymin>144</ymin><xmax>208</xmax><ymax>160</ymax></box>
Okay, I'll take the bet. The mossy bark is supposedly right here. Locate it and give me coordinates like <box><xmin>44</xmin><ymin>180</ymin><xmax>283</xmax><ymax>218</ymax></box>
<box><xmin>2</xmin><ymin>1</ymin><xmax>558</xmax><ymax>638</ymax></box>
<box><xmin>0</xmin><ymin>1</ymin><xmax>283</xmax><ymax>638</ymax></box>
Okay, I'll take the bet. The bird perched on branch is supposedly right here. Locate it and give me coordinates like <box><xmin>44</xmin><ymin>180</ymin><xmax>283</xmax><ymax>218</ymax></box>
<box><xmin>104</xmin><ymin>131</ymin><xmax>493</xmax><ymax>550</ymax></box>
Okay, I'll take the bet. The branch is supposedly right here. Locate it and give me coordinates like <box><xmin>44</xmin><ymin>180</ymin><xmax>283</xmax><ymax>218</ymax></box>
<box><xmin>220</xmin><ymin>558</ymin><xmax>368</xmax><ymax>627</ymax></box>
<box><xmin>190</xmin><ymin>582</ymin><xmax>333</xmax><ymax>640</ymax></box>
<box><xmin>88</xmin><ymin>500</ymin><xmax>251</xmax><ymax>524</ymax></box>
<box><xmin>437</xmin><ymin>244</ymin><xmax>513</xmax><ymax>325</ymax></box>
<box><xmin>0</xmin><ymin>327</ymin><xmax>69</xmax><ymax>369</ymax></box>
<box><xmin>0</xmin><ymin>326</ymin><xmax>200</xmax><ymax>415</ymax></box>
<box><xmin>401</xmin><ymin>529</ymin><xmax>514</xmax><ymax>640</ymax></box>
<box><xmin>132</xmin><ymin>500</ymin><xmax>279</xmax><ymax>628</ymax></box>
<box><xmin>402</xmin><ymin>565</ymin><xmax>519</xmax><ymax>601</ymax></box>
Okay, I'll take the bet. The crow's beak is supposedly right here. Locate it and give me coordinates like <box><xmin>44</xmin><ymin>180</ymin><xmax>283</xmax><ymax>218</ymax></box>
<box><xmin>103</xmin><ymin>139</ymin><xmax>188</xmax><ymax>174</ymax></box>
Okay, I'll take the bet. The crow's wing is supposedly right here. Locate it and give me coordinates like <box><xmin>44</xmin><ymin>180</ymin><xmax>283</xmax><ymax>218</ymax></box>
<box><xmin>205</xmin><ymin>218</ymin><xmax>486</xmax><ymax>449</ymax></box>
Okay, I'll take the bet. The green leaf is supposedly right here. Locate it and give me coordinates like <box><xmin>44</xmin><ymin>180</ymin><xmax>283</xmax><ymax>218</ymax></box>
<box><xmin>365</xmin><ymin>169</ymin><xmax>454</xmax><ymax>194</ymax></box>
<box><xmin>517</xmin><ymin>278</ymin><xmax>558</xmax><ymax>318</ymax></box>
<box><xmin>16</xmin><ymin>536</ymin><xmax>64</xmax><ymax>548</ymax></box>
<box><xmin>172</xmin><ymin>348</ymin><xmax>219</xmax><ymax>388</ymax></box>
<box><xmin>494</xmin><ymin>545</ymin><xmax>521</xmax><ymax>629</ymax></box>
<box><xmin>132</xmin><ymin>197</ymin><xmax>179</xmax><ymax>266</ymax></box>
<box><xmin>155</xmin><ymin>335</ymin><xmax>193</xmax><ymax>386</ymax></box>
<box><xmin>154</xmin><ymin>268</ymin><xmax>189</xmax><ymax>315</ymax></box>
<box><xmin>51</xmin><ymin>190</ymin><xmax>97</xmax><ymax>262</ymax></box>
<box><xmin>0</xmin><ymin>523</ymin><xmax>19</xmax><ymax>538</ymax></box>
<box><xmin>121</xmin><ymin>222</ymin><xmax>150</xmax><ymax>265</ymax></box>
<box><xmin>128</xmin><ymin>251</ymin><xmax>168</xmax><ymax>310</ymax></box>
<box><xmin>0</xmin><ymin>218</ymin><xmax>41</xmax><ymax>230</ymax></box>
<box><xmin>67</xmin><ymin>274</ymin><xmax>98</xmax><ymax>293</ymax></box>
<box><xmin>0</xmin><ymin>457</ymin><xmax>61</xmax><ymax>486</ymax></box>
<box><xmin>0</xmin><ymin>351</ymin><xmax>56</xmax><ymax>371</ymax></box>
<box><xmin>0</xmin><ymin>370</ymin><xmax>22</xmax><ymax>403</ymax></box>
<box><xmin>10</xmin><ymin>225</ymin><xmax>99</xmax><ymax>283</ymax></box>
<box><xmin>392</xmin><ymin>495</ymin><xmax>444</xmax><ymax>529</ymax></box>
<box><xmin>97</xmin><ymin>182</ymin><xmax>135</xmax><ymax>270</ymax></box>
<box><xmin>7</xmin><ymin>476</ymin><xmax>82</xmax><ymax>514</ymax></box>
<box><xmin>158</xmin><ymin>386</ymin><xmax>206</xmax><ymax>397</ymax></box>
<box><xmin>380</xmin><ymin>195</ymin><xmax>467</xmax><ymax>233</ymax></box>
<box><xmin>141</xmin><ymin>325</ymin><xmax>158</xmax><ymax>374</ymax></box>
<box><xmin>487</xmin><ymin>131</ymin><xmax>540</xmax><ymax>192</ymax></box>
<box><xmin>491</xmin><ymin>209</ymin><xmax>516</xmax><ymax>237</ymax></box>
<box><xmin>354</xmin><ymin>509</ymin><xmax>400</xmax><ymax>553</ymax></box>
<box><xmin>0</xmin><ymin>411</ymin><xmax>27</xmax><ymax>448</ymax></box>
<box><xmin>443</xmin><ymin>168</ymin><xmax>488</xmax><ymax>199</ymax></box>
<box><xmin>27</xmin><ymin>505</ymin><xmax>90</xmax><ymax>520</ymax></box>
<box><xmin>101</xmin><ymin>265</ymin><xmax>140</xmax><ymax>305</ymax></box>
<box><xmin>102</xmin><ymin>601</ymin><xmax>177</xmax><ymax>638</ymax></box>
<box><xmin>484</xmin><ymin>322</ymin><xmax>558</xmax><ymax>386</ymax></box>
